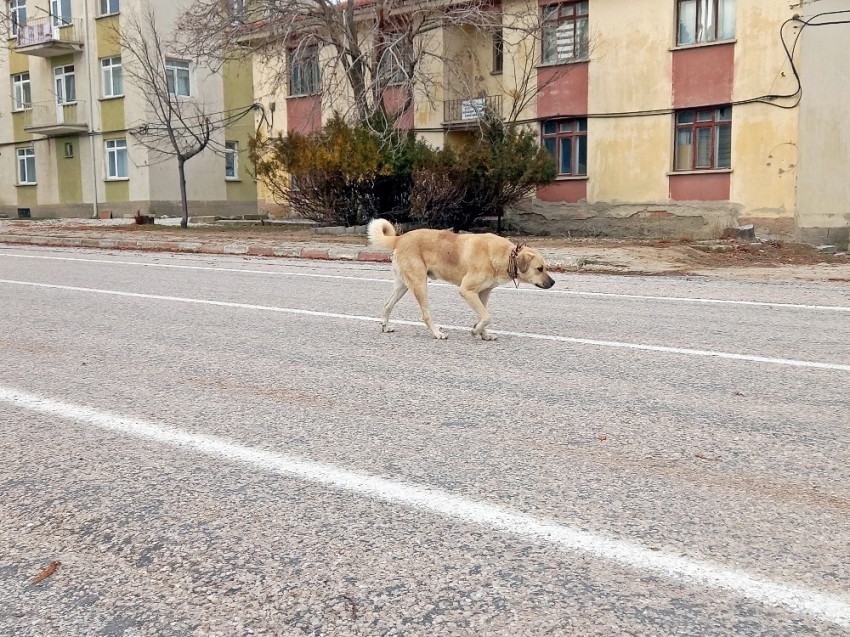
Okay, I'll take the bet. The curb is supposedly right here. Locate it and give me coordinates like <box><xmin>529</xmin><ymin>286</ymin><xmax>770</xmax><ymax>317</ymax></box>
<box><xmin>0</xmin><ymin>234</ymin><xmax>393</xmax><ymax>264</ymax></box>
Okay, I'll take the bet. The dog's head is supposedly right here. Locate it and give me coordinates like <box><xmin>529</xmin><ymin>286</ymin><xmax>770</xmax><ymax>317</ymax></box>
<box><xmin>516</xmin><ymin>247</ymin><xmax>555</xmax><ymax>289</ymax></box>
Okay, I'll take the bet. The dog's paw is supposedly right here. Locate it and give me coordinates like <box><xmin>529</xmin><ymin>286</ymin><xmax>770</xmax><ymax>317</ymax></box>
<box><xmin>381</xmin><ymin>324</ymin><xmax>395</xmax><ymax>333</ymax></box>
<box><xmin>433</xmin><ymin>331</ymin><xmax>448</xmax><ymax>340</ymax></box>
<box><xmin>480</xmin><ymin>332</ymin><xmax>498</xmax><ymax>341</ymax></box>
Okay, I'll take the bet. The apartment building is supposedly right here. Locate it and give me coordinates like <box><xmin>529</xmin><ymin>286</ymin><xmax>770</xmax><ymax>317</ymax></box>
<box><xmin>253</xmin><ymin>0</ymin><xmax>847</xmax><ymax>245</ymax></box>
<box><xmin>1</xmin><ymin>0</ymin><xmax>257</xmax><ymax>219</ymax></box>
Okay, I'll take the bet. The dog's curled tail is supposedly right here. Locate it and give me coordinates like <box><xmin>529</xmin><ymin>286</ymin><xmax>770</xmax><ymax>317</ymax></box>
<box><xmin>367</xmin><ymin>218</ymin><xmax>398</xmax><ymax>251</ymax></box>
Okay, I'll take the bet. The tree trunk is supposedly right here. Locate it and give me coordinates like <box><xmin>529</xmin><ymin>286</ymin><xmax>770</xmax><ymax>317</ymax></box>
<box><xmin>178</xmin><ymin>157</ymin><xmax>189</xmax><ymax>229</ymax></box>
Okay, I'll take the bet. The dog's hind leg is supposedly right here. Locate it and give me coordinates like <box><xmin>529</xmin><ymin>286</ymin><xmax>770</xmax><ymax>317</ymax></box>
<box><xmin>461</xmin><ymin>283</ymin><xmax>496</xmax><ymax>341</ymax></box>
<box><xmin>381</xmin><ymin>275</ymin><xmax>408</xmax><ymax>333</ymax></box>
<box><xmin>408</xmin><ymin>275</ymin><xmax>447</xmax><ymax>340</ymax></box>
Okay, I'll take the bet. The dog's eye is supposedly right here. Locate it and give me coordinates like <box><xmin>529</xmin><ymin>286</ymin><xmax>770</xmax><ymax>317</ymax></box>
<box><xmin>537</xmin><ymin>266</ymin><xmax>544</xmax><ymax>272</ymax></box>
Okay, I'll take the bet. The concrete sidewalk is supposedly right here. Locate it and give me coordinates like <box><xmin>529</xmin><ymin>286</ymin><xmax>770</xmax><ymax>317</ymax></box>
<box><xmin>2</xmin><ymin>218</ymin><xmax>849</xmax><ymax>282</ymax></box>
<box><xmin>0</xmin><ymin>230</ymin><xmax>395</xmax><ymax>264</ymax></box>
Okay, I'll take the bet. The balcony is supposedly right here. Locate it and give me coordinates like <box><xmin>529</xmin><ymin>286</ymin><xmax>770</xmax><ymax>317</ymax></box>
<box><xmin>22</xmin><ymin>100</ymin><xmax>88</xmax><ymax>136</ymax></box>
<box><xmin>443</xmin><ymin>95</ymin><xmax>503</xmax><ymax>128</ymax></box>
<box><xmin>14</xmin><ymin>17</ymin><xmax>84</xmax><ymax>57</ymax></box>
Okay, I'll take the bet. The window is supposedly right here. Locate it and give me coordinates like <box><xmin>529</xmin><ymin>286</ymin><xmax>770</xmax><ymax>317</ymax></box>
<box><xmin>9</xmin><ymin>0</ymin><xmax>26</xmax><ymax>37</ymax></box>
<box><xmin>99</xmin><ymin>0</ymin><xmax>119</xmax><ymax>16</ymax></box>
<box><xmin>165</xmin><ymin>58</ymin><xmax>191</xmax><ymax>97</ymax></box>
<box><xmin>225</xmin><ymin>141</ymin><xmax>238</xmax><ymax>179</ymax></box>
<box><xmin>542</xmin><ymin>1</ymin><xmax>588</xmax><ymax>64</ymax></box>
<box><xmin>50</xmin><ymin>0</ymin><xmax>71</xmax><ymax>27</ymax></box>
<box><xmin>493</xmin><ymin>28</ymin><xmax>504</xmax><ymax>73</ymax></box>
<box><xmin>674</xmin><ymin>107</ymin><xmax>732</xmax><ymax>170</ymax></box>
<box><xmin>677</xmin><ymin>0</ymin><xmax>735</xmax><ymax>46</ymax></box>
<box><xmin>542</xmin><ymin>118</ymin><xmax>588</xmax><ymax>176</ymax></box>
<box><xmin>289</xmin><ymin>45</ymin><xmax>320</xmax><ymax>96</ymax></box>
<box><xmin>12</xmin><ymin>72</ymin><xmax>31</xmax><ymax>111</ymax></box>
<box><xmin>17</xmin><ymin>147</ymin><xmax>36</xmax><ymax>184</ymax></box>
<box><xmin>101</xmin><ymin>56</ymin><xmax>123</xmax><ymax>97</ymax></box>
<box><xmin>54</xmin><ymin>65</ymin><xmax>76</xmax><ymax>104</ymax></box>
<box><xmin>378</xmin><ymin>33</ymin><xmax>411</xmax><ymax>86</ymax></box>
<box><xmin>105</xmin><ymin>139</ymin><xmax>128</xmax><ymax>179</ymax></box>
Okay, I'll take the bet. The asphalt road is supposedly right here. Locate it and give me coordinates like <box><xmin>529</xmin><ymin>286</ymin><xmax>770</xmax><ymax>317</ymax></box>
<box><xmin>1</xmin><ymin>246</ymin><xmax>849</xmax><ymax>637</ymax></box>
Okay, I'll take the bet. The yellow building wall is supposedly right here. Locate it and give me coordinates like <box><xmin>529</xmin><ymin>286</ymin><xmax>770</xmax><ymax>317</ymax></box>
<box><xmin>95</xmin><ymin>15</ymin><xmax>121</xmax><ymax>57</ymax></box>
<box><xmin>588</xmin><ymin>117</ymin><xmax>672</xmax><ymax>205</ymax></box>
<box><xmin>587</xmin><ymin>0</ymin><xmax>673</xmax><ymax>203</ymax></box>
<box><xmin>223</xmin><ymin>59</ymin><xmax>258</xmax><ymax>202</ymax></box>
<box><xmin>413</xmin><ymin>29</ymin><xmax>445</xmax><ymax>131</ymax></box>
<box><xmin>9</xmin><ymin>50</ymin><xmax>29</xmax><ymax>75</ymax></box>
<box><xmin>729</xmin><ymin>0</ymin><xmax>798</xmax><ymax>222</ymax></box>
<box><xmin>56</xmin><ymin>137</ymin><xmax>83</xmax><ymax>203</ymax></box>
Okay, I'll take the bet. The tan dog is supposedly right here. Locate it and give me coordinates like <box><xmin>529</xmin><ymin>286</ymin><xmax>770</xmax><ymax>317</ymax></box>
<box><xmin>367</xmin><ymin>218</ymin><xmax>555</xmax><ymax>340</ymax></box>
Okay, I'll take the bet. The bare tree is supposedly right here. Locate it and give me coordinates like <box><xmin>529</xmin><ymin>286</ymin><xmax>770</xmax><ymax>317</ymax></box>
<box><xmin>116</xmin><ymin>7</ymin><xmax>219</xmax><ymax>228</ymax></box>
<box><xmin>177</xmin><ymin>0</ymin><xmax>593</xmax><ymax>137</ymax></box>
<box><xmin>177</xmin><ymin>0</ymin><xmax>503</xmax><ymax>132</ymax></box>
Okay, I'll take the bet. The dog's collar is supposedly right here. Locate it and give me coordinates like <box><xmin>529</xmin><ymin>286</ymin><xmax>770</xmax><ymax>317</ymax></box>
<box><xmin>508</xmin><ymin>244</ymin><xmax>524</xmax><ymax>288</ymax></box>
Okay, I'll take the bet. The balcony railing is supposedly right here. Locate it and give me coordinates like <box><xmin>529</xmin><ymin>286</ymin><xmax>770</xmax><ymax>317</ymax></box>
<box><xmin>15</xmin><ymin>16</ymin><xmax>84</xmax><ymax>57</ymax></box>
<box><xmin>443</xmin><ymin>95</ymin><xmax>503</xmax><ymax>124</ymax></box>
<box><xmin>22</xmin><ymin>100</ymin><xmax>88</xmax><ymax>135</ymax></box>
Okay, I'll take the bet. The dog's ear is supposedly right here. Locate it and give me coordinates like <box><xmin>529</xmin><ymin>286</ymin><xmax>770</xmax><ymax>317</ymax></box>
<box><xmin>517</xmin><ymin>250</ymin><xmax>533</xmax><ymax>273</ymax></box>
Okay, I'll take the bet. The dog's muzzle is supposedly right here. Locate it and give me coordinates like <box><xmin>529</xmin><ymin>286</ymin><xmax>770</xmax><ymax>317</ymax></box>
<box><xmin>536</xmin><ymin>276</ymin><xmax>556</xmax><ymax>289</ymax></box>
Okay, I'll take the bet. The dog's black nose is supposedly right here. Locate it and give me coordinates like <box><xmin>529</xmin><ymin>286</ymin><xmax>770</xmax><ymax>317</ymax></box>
<box><xmin>544</xmin><ymin>276</ymin><xmax>555</xmax><ymax>288</ymax></box>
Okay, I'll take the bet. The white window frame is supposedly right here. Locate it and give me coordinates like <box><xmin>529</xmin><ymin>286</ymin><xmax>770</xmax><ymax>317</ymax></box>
<box><xmin>12</xmin><ymin>72</ymin><xmax>31</xmax><ymax>111</ymax></box>
<box><xmin>101</xmin><ymin>56</ymin><xmax>123</xmax><ymax>98</ymax></box>
<box><xmin>9</xmin><ymin>0</ymin><xmax>27</xmax><ymax>37</ymax></box>
<box><xmin>50</xmin><ymin>0</ymin><xmax>72</xmax><ymax>27</ymax></box>
<box><xmin>677</xmin><ymin>0</ymin><xmax>735</xmax><ymax>46</ymax></box>
<box><xmin>99</xmin><ymin>0</ymin><xmax>119</xmax><ymax>16</ymax></box>
<box><xmin>54</xmin><ymin>64</ymin><xmax>76</xmax><ymax>105</ymax></box>
<box><xmin>165</xmin><ymin>58</ymin><xmax>191</xmax><ymax>97</ymax></box>
<box><xmin>225</xmin><ymin>141</ymin><xmax>238</xmax><ymax>179</ymax></box>
<box><xmin>17</xmin><ymin>147</ymin><xmax>36</xmax><ymax>185</ymax></box>
<box><xmin>105</xmin><ymin>138</ymin><xmax>129</xmax><ymax>180</ymax></box>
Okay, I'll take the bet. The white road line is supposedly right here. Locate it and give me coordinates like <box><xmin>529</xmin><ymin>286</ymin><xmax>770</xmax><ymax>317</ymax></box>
<box><xmin>3</xmin><ymin>278</ymin><xmax>849</xmax><ymax>372</ymax></box>
<box><xmin>2</xmin><ymin>251</ymin><xmax>849</xmax><ymax>313</ymax></box>
<box><xmin>1</xmin><ymin>384</ymin><xmax>848</xmax><ymax>629</ymax></box>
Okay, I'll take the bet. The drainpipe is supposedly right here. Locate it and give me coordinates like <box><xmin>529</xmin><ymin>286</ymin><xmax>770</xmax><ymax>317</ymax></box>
<box><xmin>82</xmin><ymin>0</ymin><xmax>99</xmax><ymax>218</ymax></box>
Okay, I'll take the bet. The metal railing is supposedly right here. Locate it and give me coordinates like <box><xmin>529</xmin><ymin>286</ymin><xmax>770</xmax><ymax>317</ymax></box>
<box><xmin>21</xmin><ymin>100</ymin><xmax>87</xmax><ymax>130</ymax></box>
<box><xmin>443</xmin><ymin>94</ymin><xmax>503</xmax><ymax>123</ymax></box>
<box><xmin>16</xmin><ymin>16</ymin><xmax>83</xmax><ymax>47</ymax></box>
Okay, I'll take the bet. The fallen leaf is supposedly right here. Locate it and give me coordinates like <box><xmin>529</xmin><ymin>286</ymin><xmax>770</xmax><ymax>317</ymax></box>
<box><xmin>31</xmin><ymin>561</ymin><xmax>61</xmax><ymax>585</ymax></box>
<box><xmin>695</xmin><ymin>453</ymin><xmax>720</xmax><ymax>462</ymax></box>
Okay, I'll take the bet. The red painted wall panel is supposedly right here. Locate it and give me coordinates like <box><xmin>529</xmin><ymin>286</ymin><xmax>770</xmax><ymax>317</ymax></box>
<box><xmin>536</xmin><ymin>179</ymin><xmax>587</xmax><ymax>203</ymax></box>
<box><xmin>671</xmin><ymin>43</ymin><xmax>734</xmax><ymax>108</ymax></box>
<box><xmin>383</xmin><ymin>86</ymin><xmax>414</xmax><ymax>130</ymax></box>
<box><xmin>669</xmin><ymin>172</ymin><xmax>730</xmax><ymax>201</ymax></box>
<box><xmin>537</xmin><ymin>62</ymin><xmax>589</xmax><ymax>119</ymax></box>
<box><xmin>286</xmin><ymin>96</ymin><xmax>322</xmax><ymax>134</ymax></box>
